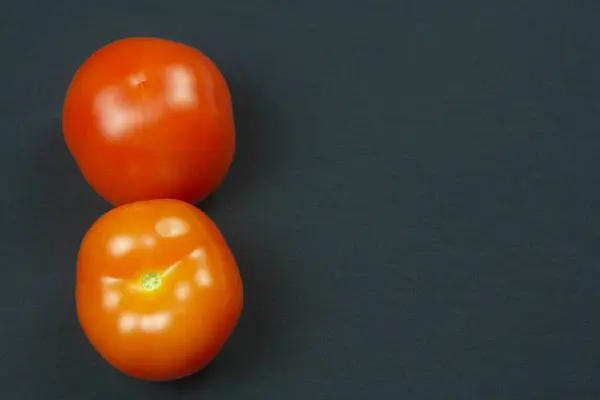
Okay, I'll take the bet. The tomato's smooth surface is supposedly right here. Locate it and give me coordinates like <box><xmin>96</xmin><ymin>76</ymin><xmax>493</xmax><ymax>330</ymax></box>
<box><xmin>63</xmin><ymin>37</ymin><xmax>235</xmax><ymax>205</ymax></box>
<box><xmin>76</xmin><ymin>199</ymin><xmax>243</xmax><ymax>381</ymax></box>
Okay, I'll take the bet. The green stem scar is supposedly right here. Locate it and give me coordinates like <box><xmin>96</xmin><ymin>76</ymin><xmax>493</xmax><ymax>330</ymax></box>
<box><xmin>141</xmin><ymin>272</ymin><xmax>162</xmax><ymax>291</ymax></box>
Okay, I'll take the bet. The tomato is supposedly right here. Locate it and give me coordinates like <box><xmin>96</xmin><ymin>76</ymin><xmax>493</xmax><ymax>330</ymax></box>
<box><xmin>75</xmin><ymin>199</ymin><xmax>243</xmax><ymax>381</ymax></box>
<box><xmin>62</xmin><ymin>37</ymin><xmax>235</xmax><ymax>205</ymax></box>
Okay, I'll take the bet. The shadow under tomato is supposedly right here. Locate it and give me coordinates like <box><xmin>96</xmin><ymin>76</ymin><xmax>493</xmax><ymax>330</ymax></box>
<box><xmin>196</xmin><ymin>70</ymin><xmax>282</xmax><ymax>211</ymax></box>
<box><xmin>155</xmin><ymin>240</ymin><xmax>287</xmax><ymax>393</ymax></box>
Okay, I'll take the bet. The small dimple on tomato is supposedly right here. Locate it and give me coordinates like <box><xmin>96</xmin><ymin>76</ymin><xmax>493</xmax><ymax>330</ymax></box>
<box><xmin>76</xmin><ymin>199</ymin><xmax>243</xmax><ymax>381</ymax></box>
<box><xmin>62</xmin><ymin>37</ymin><xmax>235</xmax><ymax>205</ymax></box>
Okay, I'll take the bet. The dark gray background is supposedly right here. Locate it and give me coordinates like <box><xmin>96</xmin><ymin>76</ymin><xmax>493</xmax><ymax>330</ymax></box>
<box><xmin>1</xmin><ymin>0</ymin><xmax>599</xmax><ymax>398</ymax></box>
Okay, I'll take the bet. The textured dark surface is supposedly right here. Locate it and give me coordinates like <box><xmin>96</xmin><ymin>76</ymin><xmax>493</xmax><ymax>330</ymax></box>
<box><xmin>1</xmin><ymin>1</ymin><xmax>599</xmax><ymax>398</ymax></box>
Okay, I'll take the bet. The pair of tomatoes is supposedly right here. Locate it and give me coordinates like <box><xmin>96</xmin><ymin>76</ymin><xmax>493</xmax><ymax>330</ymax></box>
<box><xmin>62</xmin><ymin>37</ymin><xmax>243</xmax><ymax>381</ymax></box>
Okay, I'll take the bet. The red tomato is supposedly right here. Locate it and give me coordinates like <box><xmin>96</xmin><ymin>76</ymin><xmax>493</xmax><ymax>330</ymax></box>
<box><xmin>62</xmin><ymin>37</ymin><xmax>235</xmax><ymax>205</ymax></box>
<box><xmin>75</xmin><ymin>199</ymin><xmax>243</xmax><ymax>381</ymax></box>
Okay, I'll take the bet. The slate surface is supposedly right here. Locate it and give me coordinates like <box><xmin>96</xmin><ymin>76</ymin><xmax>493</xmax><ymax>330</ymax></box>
<box><xmin>0</xmin><ymin>1</ymin><xmax>599</xmax><ymax>398</ymax></box>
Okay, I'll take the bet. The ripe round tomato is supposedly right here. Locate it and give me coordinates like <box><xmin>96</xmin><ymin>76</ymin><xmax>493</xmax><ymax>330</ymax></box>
<box><xmin>62</xmin><ymin>37</ymin><xmax>235</xmax><ymax>205</ymax></box>
<box><xmin>75</xmin><ymin>199</ymin><xmax>243</xmax><ymax>381</ymax></box>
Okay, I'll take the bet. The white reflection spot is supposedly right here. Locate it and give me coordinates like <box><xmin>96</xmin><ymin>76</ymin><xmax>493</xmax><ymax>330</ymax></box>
<box><xmin>139</xmin><ymin>234</ymin><xmax>157</xmax><ymax>248</ymax></box>
<box><xmin>108</xmin><ymin>236</ymin><xmax>134</xmax><ymax>257</ymax></box>
<box><xmin>164</xmin><ymin>65</ymin><xmax>197</xmax><ymax>109</ymax></box>
<box><xmin>175</xmin><ymin>282</ymin><xmax>191</xmax><ymax>301</ymax></box>
<box><xmin>94</xmin><ymin>87</ymin><xmax>161</xmax><ymax>140</ymax></box>
<box><xmin>119</xmin><ymin>313</ymin><xmax>137</xmax><ymax>333</ymax></box>
<box><xmin>195</xmin><ymin>268</ymin><xmax>212</xmax><ymax>287</ymax></box>
<box><xmin>101</xmin><ymin>276</ymin><xmax>122</xmax><ymax>285</ymax></box>
<box><xmin>103</xmin><ymin>290</ymin><xmax>121</xmax><ymax>310</ymax></box>
<box><xmin>140</xmin><ymin>312</ymin><xmax>171</xmax><ymax>332</ymax></box>
<box><xmin>155</xmin><ymin>217</ymin><xmax>189</xmax><ymax>238</ymax></box>
<box><xmin>189</xmin><ymin>247</ymin><xmax>205</xmax><ymax>260</ymax></box>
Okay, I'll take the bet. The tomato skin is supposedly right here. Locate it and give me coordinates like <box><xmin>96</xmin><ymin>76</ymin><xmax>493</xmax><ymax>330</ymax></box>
<box><xmin>63</xmin><ymin>37</ymin><xmax>235</xmax><ymax>205</ymax></box>
<box><xmin>75</xmin><ymin>199</ymin><xmax>243</xmax><ymax>381</ymax></box>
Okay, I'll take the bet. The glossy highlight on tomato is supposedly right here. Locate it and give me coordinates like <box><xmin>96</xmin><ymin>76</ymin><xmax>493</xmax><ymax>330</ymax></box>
<box><xmin>62</xmin><ymin>37</ymin><xmax>235</xmax><ymax>205</ymax></box>
<box><xmin>75</xmin><ymin>199</ymin><xmax>243</xmax><ymax>381</ymax></box>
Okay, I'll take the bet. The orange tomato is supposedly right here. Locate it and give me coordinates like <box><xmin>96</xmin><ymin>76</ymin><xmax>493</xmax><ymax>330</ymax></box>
<box><xmin>62</xmin><ymin>37</ymin><xmax>235</xmax><ymax>205</ymax></box>
<box><xmin>75</xmin><ymin>199</ymin><xmax>243</xmax><ymax>381</ymax></box>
